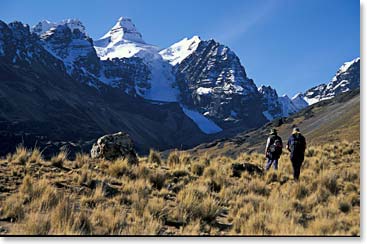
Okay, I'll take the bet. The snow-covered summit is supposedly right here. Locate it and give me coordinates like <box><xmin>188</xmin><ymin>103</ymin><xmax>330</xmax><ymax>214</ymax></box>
<box><xmin>160</xmin><ymin>36</ymin><xmax>201</xmax><ymax>66</ymax></box>
<box><xmin>98</xmin><ymin>17</ymin><xmax>145</xmax><ymax>45</ymax></box>
<box><xmin>335</xmin><ymin>57</ymin><xmax>360</xmax><ymax>77</ymax></box>
<box><xmin>32</xmin><ymin>19</ymin><xmax>86</xmax><ymax>36</ymax></box>
<box><xmin>302</xmin><ymin>57</ymin><xmax>360</xmax><ymax>105</ymax></box>
<box><xmin>94</xmin><ymin>17</ymin><xmax>156</xmax><ymax>59</ymax></box>
<box><xmin>93</xmin><ymin>17</ymin><xmax>179</xmax><ymax>102</ymax></box>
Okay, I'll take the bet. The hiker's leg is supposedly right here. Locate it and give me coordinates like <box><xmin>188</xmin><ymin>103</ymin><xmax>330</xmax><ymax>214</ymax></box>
<box><xmin>273</xmin><ymin>158</ymin><xmax>278</xmax><ymax>170</ymax></box>
<box><xmin>291</xmin><ymin>159</ymin><xmax>298</xmax><ymax>180</ymax></box>
<box><xmin>265</xmin><ymin>158</ymin><xmax>273</xmax><ymax>171</ymax></box>
<box><xmin>294</xmin><ymin>160</ymin><xmax>301</xmax><ymax>180</ymax></box>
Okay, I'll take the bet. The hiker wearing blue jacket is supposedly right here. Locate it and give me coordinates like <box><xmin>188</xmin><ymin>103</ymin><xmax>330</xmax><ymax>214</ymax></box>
<box><xmin>287</xmin><ymin>128</ymin><xmax>307</xmax><ymax>181</ymax></box>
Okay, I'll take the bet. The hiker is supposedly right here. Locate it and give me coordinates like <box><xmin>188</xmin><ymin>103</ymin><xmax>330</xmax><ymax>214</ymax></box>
<box><xmin>286</xmin><ymin>127</ymin><xmax>307</xmax><ymax>181</ymax></box>
<box><xmin>264</xmin><ymin>129</ymin><xmax>283</xmax><ymax>171</ymax></box>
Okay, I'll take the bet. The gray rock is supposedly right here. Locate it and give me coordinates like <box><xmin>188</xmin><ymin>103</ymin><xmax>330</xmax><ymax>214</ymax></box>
<box><xmin>91</xmin><ymin>132</ymin><xmax>138</xmax><ymax>163</ymax></box>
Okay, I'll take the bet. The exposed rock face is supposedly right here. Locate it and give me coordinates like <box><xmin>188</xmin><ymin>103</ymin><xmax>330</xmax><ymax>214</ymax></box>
<box><xmin>258</xmin><ymin>85</ymin><xmax>283</xmax><ymax>120</ymax></box>
<box><xmin>278</xmin><ymin>95</ymin><xmax>298</xmax><ymax>117</ymax></box>
<box><xmin>291</xmin><ymin>93</ymin><xmax>308</xmax><ymax>110</ymax></box>
<box><xmin>303</xmin><ymin>57</ymin><xmax>360</xmax><ymax>105</ymax></box>
<box><xmin>38</xmin><ymin>23</ymin><xmax>102</xmax><ymax>87</ymax></box>
<box><xmin>174</xmin><ymin>39</ymin><xmax>266</xmax><ymax>128</ymax></box>
<box><xmin>91</xmin><ymin>132</ymin><xmax>138</xmax><ymax>163</ymax></box>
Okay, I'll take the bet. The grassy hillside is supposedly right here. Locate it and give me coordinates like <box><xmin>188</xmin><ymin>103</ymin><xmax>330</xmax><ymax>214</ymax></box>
<box><xmin>0</xmin><ymin>140</ymin><xmax>360</xmax><ymax>236</ymax></box>
<box><xmin>188</xmin><ymin>90</ymin><xmax>360</xmax><ymax>159</ymax></box>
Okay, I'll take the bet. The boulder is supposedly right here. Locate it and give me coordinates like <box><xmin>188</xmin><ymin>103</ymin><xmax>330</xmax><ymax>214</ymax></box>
<box><xmin>90</xmin><ymin>132</ymin><xmax>138</xmax><ymax>163</ymax></box>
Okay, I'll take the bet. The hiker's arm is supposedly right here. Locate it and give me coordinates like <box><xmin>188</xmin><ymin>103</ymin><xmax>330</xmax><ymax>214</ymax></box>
<box><xmin>286</xmin><ymin>138</ymin><xmax>291</xmax><ymax>152</ymax></box>
<box><xmin>265</xmin><ymin>137</ymin><xmax>271</xmax><ymax>154</ymax></box>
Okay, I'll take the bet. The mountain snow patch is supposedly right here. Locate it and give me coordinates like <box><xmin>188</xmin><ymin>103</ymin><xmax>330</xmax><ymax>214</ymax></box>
<box><xmin>160</xmin><ymin>36</ymin><xmax>201</xmax><ymax>66</ymax></box>
<box><xmin>180</xmin><ymin>105</ymin><xmax>222</xmax><ymax>134</ymax></box>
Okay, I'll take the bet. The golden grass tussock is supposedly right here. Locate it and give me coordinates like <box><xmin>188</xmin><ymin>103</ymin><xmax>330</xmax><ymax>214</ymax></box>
<box><xmin>0</xmin><ymin>140</ymin><xmax>360</xmax><ymax>236</ymax></box>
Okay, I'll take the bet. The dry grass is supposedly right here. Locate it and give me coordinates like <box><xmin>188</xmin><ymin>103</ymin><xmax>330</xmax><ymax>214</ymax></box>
<box><xmin>0</xmin><ymin>140</ymin><xmax>360</xmax><ymax>236</ymax></box>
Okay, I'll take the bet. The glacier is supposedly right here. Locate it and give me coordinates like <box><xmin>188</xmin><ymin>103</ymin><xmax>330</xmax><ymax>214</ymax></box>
<box><xmin>180</xmin><ymin>105</ymin><xmax>222</xmax><ymax>134</ymax></box>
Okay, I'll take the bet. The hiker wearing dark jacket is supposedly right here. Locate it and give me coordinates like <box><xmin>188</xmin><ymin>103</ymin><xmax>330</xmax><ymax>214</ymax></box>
<box><xmin>286</xmin><ymin>128</ymin><xmax>307</xmax><ymax>181</ymax></box>
<box><xmin>265</xmin><ymin>129</ymin><xmax>283</xmax><ymax>171</ymax></box>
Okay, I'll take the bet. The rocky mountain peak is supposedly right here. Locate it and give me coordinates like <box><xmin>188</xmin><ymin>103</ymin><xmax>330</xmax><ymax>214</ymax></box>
<box><xmin>258</xmin><ymin>85</ymin><xmax>278</xmax><ymax>98</ymax></box>
<box><xmin>335</xmin><ymin>57</ymin><xmax>360</xmax><ymax>77</ymax></box>
<box><xmin>8</xmin><ymin>21</ymin><xmax>32</xmax><ymax>40</ymax></box>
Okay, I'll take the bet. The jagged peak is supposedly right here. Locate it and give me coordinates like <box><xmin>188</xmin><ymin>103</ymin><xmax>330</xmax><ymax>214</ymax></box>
<box><xmin>336</xmin><ymin>57</ymin><xmax>360</xmax><ymax>75</ymax></box>
<box><xmin>32</xmin><ymin>19</ymin><xmax>86</xmax><ymax>36</ymax></box>
<box><xmin>99</xmin><ymin>16</ymin><xmax>145</xmax><ymax>44</ymax></box>
<box><xmin>258</xmin><ymin>85</ymin><xmax>278</xmax><ymax>97</ymax></box>
<box><xmin>8</xmin><ymin>21</ymin><xmax>31</xmax><ymax>39</ymax></box>
<box><xmin>258</xmin><ymin>84</ymin><xmax>274</xmax><ymax>91</ymax></box>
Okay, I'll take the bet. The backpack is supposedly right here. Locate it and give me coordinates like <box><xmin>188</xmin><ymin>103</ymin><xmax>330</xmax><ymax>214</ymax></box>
<box><xmin>290</xmin><ymin>134</ymin><xmax>305</xmax><ymax>154</ymax></box>
<box><xmin>268</xmin><ymin>135</ymin><xmax>283</xmax><ymax>156</ymax></box>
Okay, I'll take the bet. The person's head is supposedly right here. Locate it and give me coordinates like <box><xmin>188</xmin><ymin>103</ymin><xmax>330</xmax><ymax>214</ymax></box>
<box><xmin>269</xmin><ymin>128</ymin><xmax>277</xmax><ymax>136</ymax></box>
<box><xmin>292</xmin><ymin>127</ymin><xmax>300</xmax><ymax>134</ymax></box>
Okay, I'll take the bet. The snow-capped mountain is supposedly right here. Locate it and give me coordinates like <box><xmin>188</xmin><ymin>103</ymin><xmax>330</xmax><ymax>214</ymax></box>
<box><xmin>94</xmin><ymin>17</ymin><xmax>179</xmax><ymax>102</ymax></box>
<box><xmin>0</xmin><ymin>15</ymin><xmax>361</xmax><ymax>159</ymax></box>
<box><xmin>36</xmin><ymin>22</ymin><xmax>101</xmax><ymax>86</ymax></box>
<box><xmin>32</xmin><ymin>19</ymin><xmax>87</xmax><ymax>36</ymax></box>
<box><xmin>0</xmin><ymin>19</ymin><xmax>210</xmax><ymax>155</ymax></box>
<box><xmin>302</xmin><ymin>57</ymin><xmax>360</xmax><ymax>105</ymax></box>
<box><xmin>32</xmin><ymin>18</ymin><xmax>151</xmax><ymax>94</ymax></box>
<box><xmin>1</xmin><ymin>16</ymin><xmax>360</xmax><ymax>149</ymax></box>
<box><xmin>0</xmin><ymin>20</ymin><xmax>67</xmax><ymax>72</ymax></box>
<box><xmin>257</xmin><ymin>57</ymin><xmax>361</xmax><ymax>121</ymax></box>
<box><xmin>93</xmin><ymin>18</ymin><xmax>264</xmax><ymax>132</ymax></box>
<box><xmin>169</xmin><ymin>38</ymin><xmax>266</xmax><ymax>128</ymax></box>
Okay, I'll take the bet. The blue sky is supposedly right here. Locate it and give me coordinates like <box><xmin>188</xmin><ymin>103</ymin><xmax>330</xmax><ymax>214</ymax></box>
<box><xmin>0</xmin><ymin>0</ymin><xmax>360</xmax><ymax>96</ymax></box>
